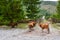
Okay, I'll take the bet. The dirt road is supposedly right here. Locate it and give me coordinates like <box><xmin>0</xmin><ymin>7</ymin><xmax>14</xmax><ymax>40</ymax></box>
<box><xmin>0</xmin><ymin>24</ymin><xmax>60</xmax><ymax>40</ymax></box>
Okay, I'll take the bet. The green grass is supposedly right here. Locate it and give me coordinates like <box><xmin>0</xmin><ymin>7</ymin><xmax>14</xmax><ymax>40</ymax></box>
<box><xmin>0</xmin><ymin>23</ymin><xmax>28</xmax><ymax>29</ymax></box>
<box><xmin>53</xmin><ymin>23</ymin><xmax>60</xmax><ymax>30</ymax></box>
<box><xmin>17</xmin><ymin>23</ymin><xmax>28</xmax><ymax>29</ymax></box>
<box><xmin>0</xmin><ymin>25</ymin><xmax>12</xmax><ymax>30</ymax></box>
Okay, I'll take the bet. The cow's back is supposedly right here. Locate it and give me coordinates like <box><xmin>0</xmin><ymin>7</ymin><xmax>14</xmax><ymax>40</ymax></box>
<box><xmin>39</xmin><ymin>23</ymin><xmax>49</xmax><ymax>29</ymax></box>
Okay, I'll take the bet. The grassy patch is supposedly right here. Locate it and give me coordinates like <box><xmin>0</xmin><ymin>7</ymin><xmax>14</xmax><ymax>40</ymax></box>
<box><xmin>0</xmin><ymin>25</ymin><xmax>12</xmax><ymax>30</ymax></box>
<box><xmin>0</xmin><ymin>23</ymin><xmax>28</xmax><ymax>29</ymax></box>
<box><xmin>53</xmin><ymin>23</ymin><xmax>60</xmax><ymax>30</ymax></box>
<box><xmin>17</xmin><ymin>23</ymin><xmax>28</xmax><ymax>29</ymax></box>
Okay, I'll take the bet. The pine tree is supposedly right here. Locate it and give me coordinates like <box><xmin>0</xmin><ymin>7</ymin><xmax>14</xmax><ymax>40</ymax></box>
<box><xmin>57</xmin><ymin>1</ymin><xmax>60</xmax><ymax>14</ymax></box>
<box><xmin>23</xmin><ymin>0</ymin><xmax>41</xmax><ymax>20</ymax></box>
<box><xmin>0</xmin><ymin>0</ymin><xmax>25</xmax><ymax>27</ymax></box>
<box><xmin>57</xmin><ymin>1</ymin><xmax>60</xmax><ymax>19</ymax></box>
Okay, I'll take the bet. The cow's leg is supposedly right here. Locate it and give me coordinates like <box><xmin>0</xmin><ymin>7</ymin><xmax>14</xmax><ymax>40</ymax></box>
<box><xmin>31</xmin><ymin>28</ymin><xmax>34</xmax><ymax>31</ymax></box>
<box><xmin>42</xmin><ymin>29</ymin><xmax>43</xmax><ymax>33</ymax></box>
<box><xmin>11</xmin><ymin>25</ymin><xmax>15</xmax><ymax>28</ymax></box>
<box><xmin>47</xmin><ymin>27</ymin><xmax>50</xmax><ymax>34</ymax></box>
<box><xmin>29</xmin><ymin>26</ymin><xmax>32</xmax><ymax>32</ymax></box>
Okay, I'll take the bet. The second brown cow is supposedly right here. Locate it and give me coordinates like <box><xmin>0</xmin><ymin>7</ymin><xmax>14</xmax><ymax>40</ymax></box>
<box><xmin>39</xmin><ymin>22</ymin><xmax>50</xmax><ymax>34</ymax></box>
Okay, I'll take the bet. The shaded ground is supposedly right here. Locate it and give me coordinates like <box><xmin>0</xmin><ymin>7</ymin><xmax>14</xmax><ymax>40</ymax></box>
<box><xmin>0</xmin><ymin>23</ymin><xmax>60</xmax><ymax>40</ymax></box>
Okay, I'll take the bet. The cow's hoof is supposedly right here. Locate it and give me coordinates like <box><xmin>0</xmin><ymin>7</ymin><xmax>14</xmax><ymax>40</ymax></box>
<box><xmin>47</xmin><ymin>32</ymin><xmax>50</xmax><ymax>34</ymax></box>
<box><xmin>29</xmin><ymin>30</ymin><xmax>31</xmax><ymax>32</ymax></box>
<box><xmin>32</xmin><ymin>29</ymin><xmax>34</xmax><ymax>31</ymax></box>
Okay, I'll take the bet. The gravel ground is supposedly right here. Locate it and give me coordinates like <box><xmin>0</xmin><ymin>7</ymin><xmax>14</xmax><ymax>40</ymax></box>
<box><xmin>0</xmin><ymin>24</ymin><xmax>60</xmax><ymax>40</ymax></box>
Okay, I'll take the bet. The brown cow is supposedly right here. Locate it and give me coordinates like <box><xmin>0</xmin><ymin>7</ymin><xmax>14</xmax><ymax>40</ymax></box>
<box><xmin>9</xmin><ymin>21</ymin><xmax>18</xmax><ymax>28</ymax></box>
<box><xmin>28</xmin><ymin>21</ymin><xmax>36</xmax><ymax>32</ymax></box>
<box><xmin>39</xmin><ymin>22</ymin><xmax>50</xmax><ymax>34</ymax></box>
